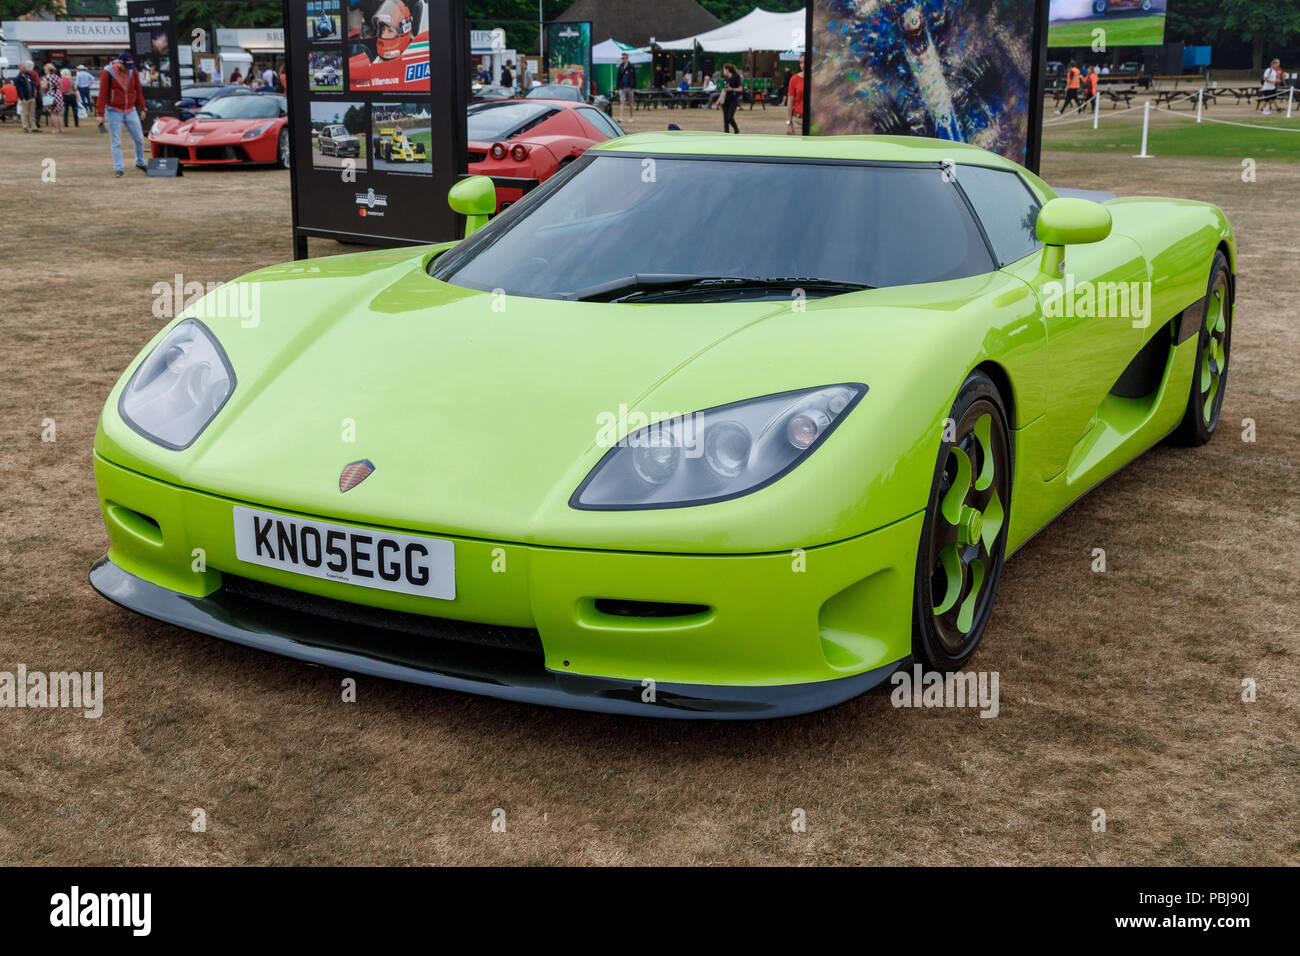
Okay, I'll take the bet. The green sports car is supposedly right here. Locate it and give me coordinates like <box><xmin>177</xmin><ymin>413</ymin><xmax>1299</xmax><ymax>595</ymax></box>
<box><xmin>90</xmin><ymin>133</ymin><xmax>1235</xmax><ymax>719</ymax></box>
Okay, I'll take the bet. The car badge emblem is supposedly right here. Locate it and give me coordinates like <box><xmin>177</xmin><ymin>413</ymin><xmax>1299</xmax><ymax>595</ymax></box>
<box><xmin>339</xmin><ymin>459</ymin><xmax>376</xmax><ymax>493</ymax></box>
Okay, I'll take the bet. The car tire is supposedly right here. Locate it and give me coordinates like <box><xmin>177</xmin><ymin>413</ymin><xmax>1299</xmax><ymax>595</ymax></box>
<box><xmin>1169</xmin><ymin>251</ymin><xmax>1232</xmax><ymax>447</ymax></box>
<box><xmin>912</xmin><ymin>371</ymin><xmax>1011</xmax><ymax>671</ymax></box>
<box><xmin>278</xmin><ymin>129</ymin><xmax>290</xmax><ymax>169</ymax></box>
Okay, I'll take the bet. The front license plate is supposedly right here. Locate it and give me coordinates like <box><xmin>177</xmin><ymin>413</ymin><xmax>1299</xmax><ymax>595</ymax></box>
<box><xmin>232</xmin><ymin>506</ymin><xmax>455</xmax><ymax>600</ymax></box>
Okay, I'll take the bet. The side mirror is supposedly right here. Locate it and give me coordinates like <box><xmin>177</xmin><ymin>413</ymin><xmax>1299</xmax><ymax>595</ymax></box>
<box><xmin>1036</xmin><ymin>197</ymin><xmax>1112</xmax><ymax>276</ymax></box>
<box><xmin>448</xmin><ymin>175</ymin><xmax>497</xmax><ymax>237</ymax></box>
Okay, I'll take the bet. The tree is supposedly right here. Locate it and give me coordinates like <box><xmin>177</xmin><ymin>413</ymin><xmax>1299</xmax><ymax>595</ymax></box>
<box><xmin>1219</xmin><ymin>0</ymin><xmax>1300</xmax><ymax>71</ymax></box>
<box><xmin>0</xmin><ymin>0</ymin><xmax>58</xmax><ymax>19</ymax></box>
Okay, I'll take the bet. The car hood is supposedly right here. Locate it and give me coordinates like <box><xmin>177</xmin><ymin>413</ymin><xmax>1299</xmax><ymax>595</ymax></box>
<box><xmin>154</xmin><ymin>117</ymin><xmax>276</xmax><ymax>140</ymax></box>
<box><xmin>97</xmin><ymin>246</ymin><xmax>1020</xmax><ymax>551</ymax></box>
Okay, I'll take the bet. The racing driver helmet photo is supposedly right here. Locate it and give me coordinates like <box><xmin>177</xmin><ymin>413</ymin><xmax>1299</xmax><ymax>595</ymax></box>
<box><xmin>349</xmin><ymin>0</ymin><xmax>421</xmax><ymax>62</ymax></box>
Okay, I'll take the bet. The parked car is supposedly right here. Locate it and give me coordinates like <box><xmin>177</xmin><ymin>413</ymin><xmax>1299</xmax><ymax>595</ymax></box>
<box><xmin>526</xmin><ymin>82</ymin><xmax>611</xmax><ymax>115</ymax></box>
<box><xmin>466</xmin><ymin>98</ymin><xmax>624</xmax><ymax>210</ymax></box>
<box><xmin>90</xmin><ymin>134</ymin><xmax>1236</xmax><ymax>718</ymax></box>
<box><xmin>149</xmin><ymin>92</ymin><xmax>289</xmax><ymax>168</ymax></box>
<box><xmin>173</xmin><ymin>83</ymin><xmax>250</xmax><ymax>121</ymax></box>
<box><xmin>470</xmin><ymin>84</ymin><xmax>516</xmax><ymax>103</ymax></box>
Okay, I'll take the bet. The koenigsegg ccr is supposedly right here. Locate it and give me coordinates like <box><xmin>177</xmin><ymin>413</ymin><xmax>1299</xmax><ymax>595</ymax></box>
<box><xmin>90</xmin><ymin>133</ymin><xmax>1235</xmax><ymax>718</ymax></box>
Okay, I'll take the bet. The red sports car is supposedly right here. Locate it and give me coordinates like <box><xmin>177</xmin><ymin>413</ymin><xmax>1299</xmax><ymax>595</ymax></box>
<box><xmin>149</xmin><ymin>92</ymin><xmax>290</xmax><ymax>168</ymax></box>
<box><xmin>466</xmin><ymin>99</ymin><xmax>624</xmax><ymax>211</ymax></box>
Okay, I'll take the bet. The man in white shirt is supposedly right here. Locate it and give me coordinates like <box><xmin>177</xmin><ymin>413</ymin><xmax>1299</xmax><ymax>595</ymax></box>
<box><xmin>1259</xmin><ymin>59</ymin><xmax>1283</xmax><ymax>114</ymax></box>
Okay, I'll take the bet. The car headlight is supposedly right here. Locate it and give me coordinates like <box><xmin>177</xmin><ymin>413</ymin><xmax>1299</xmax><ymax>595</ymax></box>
<box><xmin>571</xmin><ymin>384</ymin><xmax>866</xmax><ymax>510</ymax></box>
<box><xmin>118</xmin><ymin>318</ymin><xmax>235</xmax><ymax>450</ymax></box>
<box><xmin>244</xmin><ymin>122</ymin><xmax>274</xmax><ymax>138</ymax></box>
<box><xmin>150</xmin><ymin>119</ymin><xmax>163</xmax><ymax>136</ymax></box>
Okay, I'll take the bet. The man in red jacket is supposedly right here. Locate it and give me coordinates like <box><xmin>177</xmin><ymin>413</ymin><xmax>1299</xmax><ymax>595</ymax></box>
<box><xmin>96</xmin><ymin>51</ymin><xmax>148</xmax><ymax>177</ymax></box>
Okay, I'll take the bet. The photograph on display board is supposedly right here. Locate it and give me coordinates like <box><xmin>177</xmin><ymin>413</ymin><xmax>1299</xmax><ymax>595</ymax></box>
<box><xmin>311</xmin><ymin>100</ymin><xmax>369</xmax><ymax>171</ymax></box>
<box><xmin>308</xmin><ymin>0</ymin><xmax>344</xmax><ymax>42</ymax></box>
<box><xmin>1048</xmin><ymin>0</ymin><xmax>1167</xmax><ymax>48</ymax></box>
<box><xmin>809</xmin><ymin>0</ymin><xmax>1037</xmax><ymax>164</ymax></box>
<box><xmin>309</xmin><ymin>51</ymin><xmax>344</xmax><ymax>92</ymax></box>
<box><xmin>370</xmin><ymin>102</ymin><xmax>432</xmax><ymax>174</ymax></box>
<box><xmin>347</xmin><ymin>0</ymin><xmax>431</xmax><ymax>92</ymax></box>
<box><xmin>546</xmin><ymin>21</ymin><xmax>590</xmax><ymax>90</ymax></box>
<box><xmin>134</xmin><ymin>30</ymin><xmax>173</xmax><ymax>87</ymax></box>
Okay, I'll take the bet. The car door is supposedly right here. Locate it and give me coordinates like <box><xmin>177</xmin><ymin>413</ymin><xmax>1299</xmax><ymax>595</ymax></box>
<box><xmin>960</xmin><ymin>165</ymin><xmax>1146</xmax><ymax>480</ymax></box>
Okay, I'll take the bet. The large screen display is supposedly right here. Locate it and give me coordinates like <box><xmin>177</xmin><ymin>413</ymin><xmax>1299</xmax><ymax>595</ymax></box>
<box><xmin>1048</xmin><ymin>0</ymin><xmax>1167</xmax><ymax>49</ymax></box>
<box><xmin>808</xmin><ymin>0</ymin><xmax>1045</xmax><ymax>170</ymax></box>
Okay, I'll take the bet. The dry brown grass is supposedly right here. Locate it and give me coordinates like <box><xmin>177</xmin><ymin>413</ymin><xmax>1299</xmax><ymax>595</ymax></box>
<box><xmin>0</xmin><ymin>107</ymin><xmax>1296</xmax><ymax>866</ymax></box>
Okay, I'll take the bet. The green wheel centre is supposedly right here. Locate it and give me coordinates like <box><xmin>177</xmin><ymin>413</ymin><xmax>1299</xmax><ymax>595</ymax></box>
<box><xmin>931</xmin><ymin>411</ymin><xmax>1006</xmax><ymax>638</ymax></box>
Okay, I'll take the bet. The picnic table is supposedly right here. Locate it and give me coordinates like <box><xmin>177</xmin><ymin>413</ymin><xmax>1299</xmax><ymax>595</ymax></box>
<box><xmin>634</xmin><ymin>88</ymin><xmax>711</xmax><ymax>110</ymax></box>
<box><xmin>1101</xmin><ymin>85</ymin><xmax>1139</xmax><ymax>108</ymax></box>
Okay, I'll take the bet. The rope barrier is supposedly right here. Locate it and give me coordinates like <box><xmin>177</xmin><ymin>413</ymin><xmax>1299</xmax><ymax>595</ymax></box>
<box><xmin>1043</xmin><ymin>100</ymin><xmax>1145</xmax><ymax>126</ymax></box>
<box><xmin>1150</xmin><ymin>104</ymin><xmax>1300</xmax><ymax>133</ymax></box>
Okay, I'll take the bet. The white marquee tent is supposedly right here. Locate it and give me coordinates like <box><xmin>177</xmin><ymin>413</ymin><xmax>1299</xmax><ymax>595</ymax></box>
<box><xmin>651</xmin><ymin>7</ymin><xmax>805</xmax><ymax>53</ymax></box>
<box><xmin>592</xmin><ymin>38</ymin><xmax>652</xmax><ymax>64</ymax></box>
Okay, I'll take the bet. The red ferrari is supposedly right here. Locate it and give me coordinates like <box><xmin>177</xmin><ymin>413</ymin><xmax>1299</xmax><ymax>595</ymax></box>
<box><xmin>466</xmin><ymin>99</ymin><xmax>624</xmax><ymax>211</ymax></box>
<box><xmin>149</xmin><ymin>92</ymin><xmax>290</xmax><ymax>168</ymax></box>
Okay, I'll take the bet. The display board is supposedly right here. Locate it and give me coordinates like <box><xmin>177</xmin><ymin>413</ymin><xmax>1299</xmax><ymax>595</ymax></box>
<box><xmin>806</xmin><ymin>0</ymin><xmax>1048</xmax><ymax>173</ymax></box>
<box><xmin>286</xmin><ymin>0</ymin><xmax>468</xmax><ymax>254</ymax></box>
<box><xmin>126</xmin><ymin>0</ymin><xmax>182</xmax><ymax>121</ymax></box>
<box><xmin>546</xmin><ymin>21</ymin><xmax>591</xmax><ymax>90</ymax></box>
<box><xmin>1048</xmin><ymin>0</ymin><xmax>1167</xmax><ymax>49</ymax></box>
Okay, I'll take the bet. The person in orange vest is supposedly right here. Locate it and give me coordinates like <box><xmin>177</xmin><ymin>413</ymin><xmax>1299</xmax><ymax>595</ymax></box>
<box><xmin>1085</xmin><ymin>65</ymin><xmax>1099</xmax><ymax>107</ymax></box>
<box><xmin>1057</xmin><ymin>60</ymin><xmax>1081</xmax><ymax>114</ymax></box>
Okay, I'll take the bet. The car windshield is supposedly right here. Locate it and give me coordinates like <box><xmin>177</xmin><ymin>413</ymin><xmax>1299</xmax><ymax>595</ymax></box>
<box><xmin>197</xmin><ymin>95</ymin><xmax>283</xmax><ymax>119</ymax></box>
<box><xmin>527</xmin><ymin>84</ymin><xmax>581</xmax><ymax>101</ymax></box>
<box><xmin>432</xmin><ymin>154</ymin><xmax>995</xmax><ymax>300</ymax></box>
<box><xmin>466</xmin><ymin>101</ymin><xmax>556</xmax><ymax>141</ymax></box>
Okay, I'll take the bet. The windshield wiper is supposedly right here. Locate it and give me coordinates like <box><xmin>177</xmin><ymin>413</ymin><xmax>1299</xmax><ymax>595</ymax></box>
<box><xmin>569</xmin><ymin>274</ymin><xmax>872</xmax><ymax>303</ymax></box>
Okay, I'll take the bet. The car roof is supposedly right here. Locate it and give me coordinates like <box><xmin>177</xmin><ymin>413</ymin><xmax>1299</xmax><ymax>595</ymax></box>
<box><xmin>591</xmin><ymin>132</ymin><xmax>1028</xmax><ymax>173</ymax></box>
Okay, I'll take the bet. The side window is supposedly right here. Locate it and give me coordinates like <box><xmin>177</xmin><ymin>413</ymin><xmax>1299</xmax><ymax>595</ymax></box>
<box><xmin>577</xmin><ymin>107</ymin><xmax>621</xmax><ymax>141</ymax></box>
<box><xmin>957</xmin><ymin>165</ymin><xmax>1042</xmax><ymax>266</ymax></box>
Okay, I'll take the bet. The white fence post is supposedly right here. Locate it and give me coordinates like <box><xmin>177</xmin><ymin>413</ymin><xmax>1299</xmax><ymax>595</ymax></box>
<box><xmin>1288</xmin><ymin>85</ymin><xmax>1295</xmax><ymax>119</ymax></box>
<box><xmin>1093</xmin><ymin>90</ymin><xmax>1100</xmax><ymax>129</ymax></box>
<box><xmin>1134</xmin><ymin>100</ymin><xmax>1153</xmax><ymax>158</ymax></box>
<box><xmin>1196</xmin><ymin>88</ymin><xmax>1203</xmax><ymax>123</ymax></box>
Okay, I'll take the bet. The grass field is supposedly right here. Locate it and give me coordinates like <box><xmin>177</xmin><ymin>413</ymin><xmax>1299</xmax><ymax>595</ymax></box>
<box><xmin>1048</xmin><ymin>15</ymin><xmax>1166</xmax><ymax>48</ymax></box>
<box><xmin>1</xmin><ymin>106</ymin><xmax>1297</xmax><ymax>866</ymax></box>
<box><xmin>1044</xmin><ymin>99</ymin><xmax>1300</xmax><ymax>162</ymax></box>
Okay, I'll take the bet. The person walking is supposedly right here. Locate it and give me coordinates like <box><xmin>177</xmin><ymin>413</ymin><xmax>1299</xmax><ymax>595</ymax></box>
<box><xmin>96</xmin><ymin>51</ymin><xmax>148</xmax><ymax>177</ymax></box>
<box><xmin>785</xmin><ymin>53</ymin><xmax>805</xmax><ymax>134</ymax></box>
<box><xmin>500</xmin><ymin>59</ymin><xmax>514</xmax><ymax>92</ymax></box>
<box><xmin>1259</xmin><ymin>58</ymin><xmax>1283</xmax><ymax>114</ymax></box>
<box><xmin>1084</xmin><ymin>65</ymin><xmax>1099</xmax><ymax>111</ymax></box>
<box><xmin>75</xmin><ymin>64</ymin><xmax>93</xmax><ymax>113</ymax></box>
<box><xmin>616</xmin><ymin>51</ymin><xmax>636</xmax><ymax>124</ymax></box>
<box><xmin>721</xmin><ymin>63</ymin><xmax>742</xmax><ymax>133</ymax></box>
<box><xmin>15</xmin><ymin>62</ymin><xmax>38</xmax><ymax>132</ymax></box>
<box><xmin>60</xmin><ymin>67</ymin><xmax>79</xmax><ymax>127</ymax></box>
<box><xmin>1057</xmin><ymin>60</ymin><xmax>1081</xmax><ymax>114</ymax></box>
<box><xmin>42</xmin><ymin>63</ymin><xmax>64</xmax><ymax>134</ymax></box>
